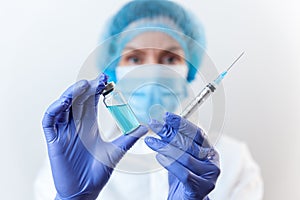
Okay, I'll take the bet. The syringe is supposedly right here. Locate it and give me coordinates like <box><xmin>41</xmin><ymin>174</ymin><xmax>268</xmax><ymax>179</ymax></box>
<box><xmin>180</xmin><ymin>52</ymin><xmax>244</xmax><ymax>118</ymax></box>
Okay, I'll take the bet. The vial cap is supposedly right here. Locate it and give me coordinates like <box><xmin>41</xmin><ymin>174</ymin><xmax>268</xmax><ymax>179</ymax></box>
<box><xmin>102</xmin><ymin>82</ymin><xmax>115</xmax><ymax>96</ymax></box>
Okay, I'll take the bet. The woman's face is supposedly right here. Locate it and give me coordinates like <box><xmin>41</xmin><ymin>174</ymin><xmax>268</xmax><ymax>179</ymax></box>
<box><xmin>119</xmin><ymin>32</ymin><xmax>185</xmax><ymax>66</ymax></box>
<box><xmin>116</xmin><ymin>32</ymin><xmax>188</xmax><ymax>124</ymax></box>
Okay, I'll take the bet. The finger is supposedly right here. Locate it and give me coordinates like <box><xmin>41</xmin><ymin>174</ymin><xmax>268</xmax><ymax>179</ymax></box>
<box><xmin>145</xmin><ymin>133</ymin><xmax>193</xmax><ymax>155</ymax></box>
<box><xmin>145</xmin><ymin>136</ymin><xmax>190</xmax><ymax>161</ymax></box>
<box><xmin>72</xmin><ymin>74</ymin><xmax>107</xmax><ymax>119</ymax></box>
<box><xmin>60</xmin><ymin>80</ymin><xmax>90</xmax><ymax>101</ymax></box>
<box><xmin>165</xmin><ymin>112</ymin><xmax>211</xmax><ymax>148</ymax></box>
<box><xmin>94</xmin><ymin>73</ymin><xmax>108</xmax><ymax>106</ymax></box>
<box><xmin>156</xmin><ymin>154</ymin><xmax>206</xmax><ymax>185</ymax></box>
<box><xmin>145</xmin><ymin>136</ymin><xmax>190</xmax><ymax>169</ymax></box>
<box><xmin>148</xmin><ymin>119</ymin><xmax>178</xmax><ymax>143</ymax></box>
<box><xmin>144</xmin><ymin>136</ymin><xmax>167</xmax><ymax>151</ymax></box>
<box><xmin>148</xmin><ymin>119</ymin><xmax>164</xmax><ymax>133</ymax></box>
<box><xmin>147</xmin><ymin>112</ymin><xmax>181</xmax><ymax>143</ymax></box>
<box><xmin>42</xmin><ymin>80</ymin><xmax>89</xmax><ymax>142</ymax></box>
<box><xmin>176</xmin><ymin>152</ymin><xmax>220</xmax><ymax>176</ymax></box>
<box><xmin>148</xmin><ymin>117</ymin><xmax>195</xmax><ymax>156</ymax></box>
<box><xmin>55</xmin><ymin>80</ymin><xmax>90</xmax><ymax>123</ymax></box>
<box><xmin>164</xmin><ymin>112</ymin><xmax>181</xmax><ymax>130</ymax></box>
<box><xmin>55</xmin><ymin>111</ymin><xmax>70</xmax><ymax>125</ymax></box>
<box><xmin>146</xmin><ymin>123</ymin><xmax>193</xmax><ymax>155</ymax></box>
<box><xmin>74</xmin><ymin>73</ymin><xmax>107</xmax><ymax>105</ymax></box>
<box><xmin>156</xmin><ymin>152</ymin><xmax>214</xmax><ymax>178</ymax></box>
<box><xmin>179</xmin><ymin>117</ymin><xmax>211</xmax><ymax>148</ymax></box>
<box><xmin>145</xmin><ymin>135</ymin><xmax>216</xmax><ymax>163</ymax></box>
<box><xmin>145</xmin><ymin>136</ymin><xmax>193</xmax><ymax>161</ymax></box>
<box><xmin>148</xmin><ymin>119</ymin><xmax>171</xmax><ymax>138</ymax></box>
<box><xmin>84</xmin><ymin>73</ymin><xmax>108</xmax><ymax>110</ymax></box>
<box><xmin>112</xmin><ymin>125</ymin><xmax>148</xmax><ymax>152</ymax></box>
<box><xmin>156</xmin><ymin>154</ymin><xmax>216</xmax><ymax>198</ymax></box>
<box><xmin>162</xmin><ymin>147</ymin><xmax>219</xmax><ymax>176</ymax></box>
<box><xmin>42</xmin><ymin>98</ymin><xmax>71</xmax><ymax>143</ymax></box>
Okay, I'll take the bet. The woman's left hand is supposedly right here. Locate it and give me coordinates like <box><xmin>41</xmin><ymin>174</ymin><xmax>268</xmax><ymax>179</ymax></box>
<box><xmin>145</xmin><ymin>112</ymin><xmax>220</xmax><ymax>200</ymax></box>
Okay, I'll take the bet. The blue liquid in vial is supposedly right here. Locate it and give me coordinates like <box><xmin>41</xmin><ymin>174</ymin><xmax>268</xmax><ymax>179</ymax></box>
<box><xmin>107</xmin><ymin>104</ymin><xmax>140</xmax><ymax>135</ymax></box>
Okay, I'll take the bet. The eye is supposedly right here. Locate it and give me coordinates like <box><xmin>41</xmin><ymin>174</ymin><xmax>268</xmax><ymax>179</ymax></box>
<box><xmin>120</xmin><ymin>50</ymin><xmax>145</xmax><ymax>65</ymax></box>
<box><xmin>121</xmin><ymin>54</ymin><xmax>144</xmax><ymax>65</ymax></box>
<box><xmin>160</xmin><ymin>52</ymin><xmax>184</xmax><ymax>65</ymax></box>
<box><xmin>127</xmin><ymin>56</ymin><xmax>141</xmax><ymax>64</ymax></box>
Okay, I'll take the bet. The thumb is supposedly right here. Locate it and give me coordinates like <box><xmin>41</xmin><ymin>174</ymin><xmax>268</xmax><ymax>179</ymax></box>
<box><xmin>112</xmin><ymin>125</ymin><xmax>148</xmax><ymax>151</ymax></box>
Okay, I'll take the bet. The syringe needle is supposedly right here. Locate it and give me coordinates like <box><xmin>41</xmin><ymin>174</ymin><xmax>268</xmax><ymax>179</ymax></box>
<box><xmin>225</xmin><ymin>51</ymin><xmax>245</xmax><ymax>73</ymax></box>
<box><xmin>213</xmin><ymin>51</ymin><xmax>245</xmax><ymax>85</ymax></box>
<box><xmin>181</xmin><ymin>52</ymin><xmax>245</xmax><ymax>118</ymax></box>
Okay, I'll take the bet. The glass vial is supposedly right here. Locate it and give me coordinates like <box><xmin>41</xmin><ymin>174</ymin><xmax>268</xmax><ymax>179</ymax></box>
<box><xmin>102</xmin><ymin>82</ymin><xmax>140</xmax><ymax>135</ymax></box>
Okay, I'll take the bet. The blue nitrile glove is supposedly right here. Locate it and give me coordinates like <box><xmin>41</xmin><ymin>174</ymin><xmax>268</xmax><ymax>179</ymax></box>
<box><xmin>42</xmin><ymin>73</ymin><xmax>148</xmax><ymax>200</ymax></box>
<box><xmin>145</xmin><ymin>112</ymin><xmax>220</xmax><ymax>200</ymax></box>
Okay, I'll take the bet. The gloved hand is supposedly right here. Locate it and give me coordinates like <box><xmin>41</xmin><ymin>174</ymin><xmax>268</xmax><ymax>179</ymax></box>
<box><xmin>42</xmin><ymin>73</ymin><xmax>148</xmax><ymax>200</ymax></box>
<box><xmin>145</xmin><ymin>112</ymin><xmax>220</xmax><ymax>200</ymax></box>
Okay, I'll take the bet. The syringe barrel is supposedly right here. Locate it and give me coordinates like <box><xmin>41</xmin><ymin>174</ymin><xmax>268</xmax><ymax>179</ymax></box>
<box><xmin>181</xmin><ymin>83</ymin><xmax>216</xmax><ymax>118</ymax></box>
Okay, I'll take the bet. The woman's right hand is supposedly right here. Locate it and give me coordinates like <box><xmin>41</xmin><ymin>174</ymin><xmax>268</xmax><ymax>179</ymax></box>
<box><xmin>42</xmin><ymin>73</ymin><xmax>148</xmax><ymax>200</ymax></box>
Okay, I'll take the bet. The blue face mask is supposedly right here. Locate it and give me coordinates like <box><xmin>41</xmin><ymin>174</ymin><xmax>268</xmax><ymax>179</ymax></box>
<box><xmin>115</xmin><ymin>64</ymin><xmax>188</xmax><ymax>124</ymax></box>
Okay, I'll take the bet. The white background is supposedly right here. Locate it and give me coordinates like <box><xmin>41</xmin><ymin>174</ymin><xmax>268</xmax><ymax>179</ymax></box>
<box><xmin>0</xmin><ymin>0</ymin><xmax>299</xmax><ymax>199</ymax></box>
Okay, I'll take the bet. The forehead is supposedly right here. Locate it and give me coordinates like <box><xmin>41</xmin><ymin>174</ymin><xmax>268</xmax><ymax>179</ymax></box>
<box><xmin>124</xmin><ymin>31</ymin><xmax>183</xmax><ymax>50</ymax></box>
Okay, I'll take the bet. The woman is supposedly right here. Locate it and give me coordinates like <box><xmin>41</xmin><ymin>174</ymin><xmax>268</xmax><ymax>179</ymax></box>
<box><xmin>36</xmin><ymin>1</ymin><xmax>263</xmax><ymax>199</ymax></box>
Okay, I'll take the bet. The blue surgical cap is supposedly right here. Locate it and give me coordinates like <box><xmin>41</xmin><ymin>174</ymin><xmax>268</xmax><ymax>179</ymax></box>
<box><xmin>98</xmin><ymin>0</ymin><xmax>206</xmax><ymax>82</ymax></box>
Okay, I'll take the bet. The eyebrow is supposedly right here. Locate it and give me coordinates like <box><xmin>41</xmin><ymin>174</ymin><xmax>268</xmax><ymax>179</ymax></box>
<box><xmin>165</xmin><ymin>46</ymin><xmax>184</xmax><ymax>52</ymax></box>
<box><xmin>122</xmin><ymin>47</ymin><xmax>145</xmax><ymax>55</ymax></box>
<box><xmin>123</xmin><ymin>46</ymin><xmax>184</xmax><ymax>53</ymax></box>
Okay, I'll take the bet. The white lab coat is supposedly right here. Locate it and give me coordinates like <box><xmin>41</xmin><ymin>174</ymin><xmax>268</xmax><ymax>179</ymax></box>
<box><xmin>34</xmin><ymin>135</ymin><xmax>263</xmax><ymax>200</ymax></box>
